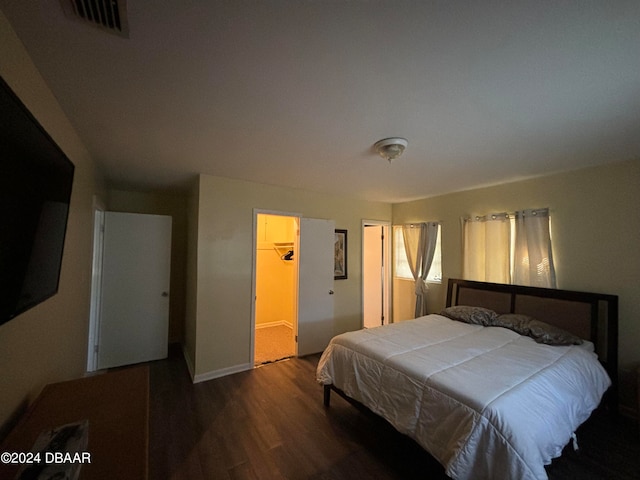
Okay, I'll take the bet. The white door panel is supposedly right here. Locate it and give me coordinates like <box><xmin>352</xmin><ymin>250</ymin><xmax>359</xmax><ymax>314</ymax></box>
<box><xmin>364</xmin><ymin>225</ymin><xmax>383</xmax><ymax>328</ymax></box>
<box><xmin>298</xmin><ymin>218</ymin><xmax>335</xmax><ymax>356</ymax></box>
<box><xmin>98</xmin><ymin>212</ymin><xmax>171</xmax><ymax>369</ymax></box>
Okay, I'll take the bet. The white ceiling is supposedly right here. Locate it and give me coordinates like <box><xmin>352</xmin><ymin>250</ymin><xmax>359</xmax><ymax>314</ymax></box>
<box><xmin>2</xmin><ymin>1</ymin><xmax>639</xmax><ymax>203</ymax></box>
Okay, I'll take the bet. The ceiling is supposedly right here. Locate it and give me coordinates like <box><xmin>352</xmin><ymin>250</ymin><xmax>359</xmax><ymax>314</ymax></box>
<box><xmin>2</xmin><ymin>1</ymin><xmax>639</xmax><ymax>203</ymax></box>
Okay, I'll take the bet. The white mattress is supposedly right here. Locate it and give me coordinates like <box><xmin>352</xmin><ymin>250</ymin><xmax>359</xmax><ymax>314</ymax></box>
<box><xmin>316</xmin><ymin>314</ymin><xmax>611</xmax><ymax>480</ymax></box>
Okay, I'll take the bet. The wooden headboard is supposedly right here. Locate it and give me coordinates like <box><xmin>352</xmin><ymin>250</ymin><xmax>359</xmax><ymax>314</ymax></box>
<box><xmin>446</xmin><ymin>278</ymin><xmax>619</xmax><ymax>410</ymax></box>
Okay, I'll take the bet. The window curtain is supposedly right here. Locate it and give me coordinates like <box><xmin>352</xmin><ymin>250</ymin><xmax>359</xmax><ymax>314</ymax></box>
<box><xmin>402</xmin><ymin>222</ymin><xmax>439</xmax><ymax>317</ymax></box>
<box><xmin>462</xmin><ymin>213</ymin><xmax>511</xmax><ymax>284</ymax></box>
<box><xmin>513</xmin><ymin>208</ymin><xmax>556</xmax><ymax>288</ymax></box>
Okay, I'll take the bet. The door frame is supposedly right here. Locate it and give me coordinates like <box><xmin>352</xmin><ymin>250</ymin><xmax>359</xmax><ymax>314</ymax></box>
<box><xmin>251</xmin><ymin>209</ymin><xmax>301</xmax><ymax>366</ymax></box>
<box><xmin>87</xmin><ymin>196</ymin><xmax>106</xmax><ymax>372</ymax></box>
<box><xmin>362</xmin><ymin>219</ymin><xmax>392</xmax><ymax>327</ymax></box>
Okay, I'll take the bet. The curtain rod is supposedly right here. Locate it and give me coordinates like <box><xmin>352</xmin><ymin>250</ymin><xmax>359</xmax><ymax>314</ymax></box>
<box><xmin>396</xmin><ymin>221</ymin><xmax>441</xmax><ymax>227</ymax></box>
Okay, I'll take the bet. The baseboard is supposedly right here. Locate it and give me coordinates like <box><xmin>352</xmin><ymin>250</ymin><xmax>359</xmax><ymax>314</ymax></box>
<box><xmin>192</xmin><ymin>362</ymin><xmax>253</xmax><ymax>384</ymax></box>
<box><xmin>181</xmin><ymin>345</ymin><xmax>195</xmax><ymax>382</ymax></box>
<box><xmin>181</xmin><ymin>345</ymin><xmax>253</xmax><ymax>384</ymax></box>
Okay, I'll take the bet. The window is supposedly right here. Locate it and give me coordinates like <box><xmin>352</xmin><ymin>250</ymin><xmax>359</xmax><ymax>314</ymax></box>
<box><xmin>393</xmin><ymin>224</ymin><xmax>442</xmax><ymax>283</ymax></box>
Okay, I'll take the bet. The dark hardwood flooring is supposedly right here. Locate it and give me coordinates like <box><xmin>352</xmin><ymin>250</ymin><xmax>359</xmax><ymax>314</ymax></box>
<box><xmin>148</xmin><ymin>347</ymin><xmax>640</xmax><ymax>480</ymax></box>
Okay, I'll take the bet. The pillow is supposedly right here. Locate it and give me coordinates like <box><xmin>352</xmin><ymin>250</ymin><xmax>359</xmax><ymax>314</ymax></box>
<box><xmin>439</xmin><ymin>306</ymin><xmax>498</xmax><ymax>326</ymax></box>
<box><xmin>495</xmin><ymin>313</ymin><xmax>583</xmax><ymax>346</ymax></box>
<box><xmin>492</xmin><ymin>313</ymin><xmax>533</xmax><ymax>335</ymax></box>
<box><xmin>527</xmin><ymin>319</ymin><xmax>584</xmax><ymax>346</ymax></box>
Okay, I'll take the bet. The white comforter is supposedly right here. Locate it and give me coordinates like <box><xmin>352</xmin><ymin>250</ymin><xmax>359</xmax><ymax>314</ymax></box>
<box><xmin>316</xmin><ymin>314</ymin><xmax>611</xmax><ymax>480</ymax></box>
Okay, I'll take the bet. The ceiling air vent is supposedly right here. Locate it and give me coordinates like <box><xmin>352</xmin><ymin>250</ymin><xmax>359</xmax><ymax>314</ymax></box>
<box><xmin>60</xmin><ymin>0</ymin><xmax>129</xmax><ymax>38</ymax></box>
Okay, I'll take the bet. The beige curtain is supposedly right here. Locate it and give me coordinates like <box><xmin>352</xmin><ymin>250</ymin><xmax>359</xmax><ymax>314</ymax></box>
<box><xmin>402</xmin><ymin>222</ymin><xmax>439</xmax><ymax>317</ymax></box>
<box><xmin>462</xmin><ymin>213</ymin><xmax>511</xmax><ymax>283</ymax></box>
<box><xmin>513</xmin><ymin>208</ymin><xmax>556</xmax><ymax>288</ymax></box>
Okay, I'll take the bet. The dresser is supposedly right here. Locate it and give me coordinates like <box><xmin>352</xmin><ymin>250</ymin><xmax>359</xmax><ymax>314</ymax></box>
<box><xmin>0</xmin><ymin>366</ymin><xmax>149</xmax><ymax>480</ymax></box>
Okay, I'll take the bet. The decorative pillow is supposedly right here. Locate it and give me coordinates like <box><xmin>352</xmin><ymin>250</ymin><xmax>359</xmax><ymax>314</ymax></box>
<box><xmin>492</xmin><ymin>313</ymin><xmax>534</xmax><ymax>336</ymax></box>
<box><xmin>439</xmin><ymin>306</ymin><xmax>498</xmax><ymax>326</ymax></box>
<box><xmin>494</xmin><ymin>313</ymin><xmax>583</xmax><ymax>345</ymax></box>
<box><xmin>527</xmin><ymin>319</ymin><xmax>584</xmax><ymax>345</ymax></box>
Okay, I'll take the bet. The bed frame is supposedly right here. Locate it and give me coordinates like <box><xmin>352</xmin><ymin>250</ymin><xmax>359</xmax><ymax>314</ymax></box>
<box><xmin>324</xmin><ymin>278</ymin><xmax>619</xmax><ymax>412</ymax></box>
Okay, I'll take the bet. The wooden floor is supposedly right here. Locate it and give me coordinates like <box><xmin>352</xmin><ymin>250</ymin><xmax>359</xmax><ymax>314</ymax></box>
<box><xmin>148</xmin><ymin>347</ymin><xmax>640</xmax><ymax>480</ymax></box>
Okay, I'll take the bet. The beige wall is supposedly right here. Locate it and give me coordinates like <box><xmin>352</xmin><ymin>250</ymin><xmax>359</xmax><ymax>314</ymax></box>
<box><xmin>107</xmin><ymin>189</ymin><xmax>188</xmax><ymax>344</ymax></box>
<box><xmin>184</xmin><ymin>179</ymin><xmax>200</xmax><ymax>377</ymax></box>
<box><xmin>187</xmin><ymin>174</ymin><xmax>392</xmax><ymax>379</ymax></box>
<box><xmin>0</xmin><ymin>11</ymin><xmax>102</xmax><ymax>435</ymax></box>
<box><xmin>392</xmin><ymin>159</ymin><xmax>640</xmax><ymax>411</ymax></box>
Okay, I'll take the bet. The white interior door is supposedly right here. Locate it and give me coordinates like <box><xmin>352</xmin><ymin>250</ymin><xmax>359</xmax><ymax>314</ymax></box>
<box><xmin>297</xmin><ymin>218</ymin><xmax>335</xmax><ymax>356</ymax></box>
<box><xmin>364</xmin><ymin>225</ymin><xmax>383</xmax><ymax>328</ymax></box>
<box><xmin>97</xmin><ymin>212</ymin><xmax>172</xmax><ymax>369</ymax></box>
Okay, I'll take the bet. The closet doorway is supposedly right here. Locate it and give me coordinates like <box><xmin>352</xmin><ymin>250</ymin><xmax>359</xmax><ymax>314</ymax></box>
<box><xmin>362</xmin><ymin>220</ymin><xmax>391</xmax><ymax>328</ymax></box>
<box><xmin>254</xmin><ymin>213</ymin><xmax>298</xmax><ymax>365</ymax></box>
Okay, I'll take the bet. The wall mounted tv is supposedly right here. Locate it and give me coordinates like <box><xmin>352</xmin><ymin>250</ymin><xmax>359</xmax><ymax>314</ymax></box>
<box><xmin>0</xmin><ymin>76</ymin><xmax>75</xmax><ymax>326</ymax></box>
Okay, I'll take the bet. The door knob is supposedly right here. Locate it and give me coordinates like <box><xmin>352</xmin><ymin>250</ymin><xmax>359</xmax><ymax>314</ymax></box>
<box><xmin>161</xmin><ymin>291</ymin><xmax>169</xmax><ymax>297</ymax></box>
<box><xmin>329</xmin><ymin>290</ymin><xmax>334</xmax><ymax>295</ymax></box>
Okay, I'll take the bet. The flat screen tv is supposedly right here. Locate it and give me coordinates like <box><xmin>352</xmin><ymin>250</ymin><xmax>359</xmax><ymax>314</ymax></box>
<box><xmin>0</xmin><ymin>76</ymin><xmax>75</xmax><ymax>326</ymax></box>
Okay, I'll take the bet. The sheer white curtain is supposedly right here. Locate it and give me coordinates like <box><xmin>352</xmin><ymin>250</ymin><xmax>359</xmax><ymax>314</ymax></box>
<box><xmin>463</xmin><ymin>208</ymin><xmax>556</xmax><ymax>288</ymax></box>
<box><xmin>513</xmin><ymin>208</ymin><xmax>556</xmax><ymax>288</ymax></box>
<box><xmin>462</xmin><ymin>213</ymin><xmax>511</xmax><ymax>284</ymax></box>
<box><xmin>402</xmin><ymin>222</ymin><xmax>439</xmax><ymax>317</ymax></box>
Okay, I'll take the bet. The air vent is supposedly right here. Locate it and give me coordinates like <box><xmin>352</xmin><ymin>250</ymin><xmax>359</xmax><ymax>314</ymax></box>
<box><xmin>60</xmin><ymin>0</ymin><xmax>129</xmax><ymax>38</ymax></box>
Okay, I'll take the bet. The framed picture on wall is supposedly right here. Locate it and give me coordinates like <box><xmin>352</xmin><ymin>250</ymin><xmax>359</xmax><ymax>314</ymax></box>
<box><xmin>334</xmin><ymin>229</ymin><xmax>347</xmax><ymax>280</ymax></box>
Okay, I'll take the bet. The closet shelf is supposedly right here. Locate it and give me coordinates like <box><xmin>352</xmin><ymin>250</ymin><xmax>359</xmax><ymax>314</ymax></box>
<box><xmin>273</xmin><ymin>242</ymin><xmax>294</xmax><ymax>261</ymax></box>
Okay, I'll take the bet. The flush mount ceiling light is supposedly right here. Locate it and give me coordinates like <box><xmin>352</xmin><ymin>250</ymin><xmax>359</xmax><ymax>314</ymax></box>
<box><xmin>374</xmin><ymin>137</ymin><xmax>408</xmax><ymax>163</ymax></box>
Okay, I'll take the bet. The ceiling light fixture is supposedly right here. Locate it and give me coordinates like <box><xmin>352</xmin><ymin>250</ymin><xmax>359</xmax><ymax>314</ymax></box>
<box><xmin>374</xmin><ymin>137</ymin><xmax>408</xmax><ymax>163</ymax></box>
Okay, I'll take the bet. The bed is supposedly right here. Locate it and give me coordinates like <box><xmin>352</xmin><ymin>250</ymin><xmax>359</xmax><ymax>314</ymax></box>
<box><xmin>317</xmin><ymin>278</ymin><xmax>618</xmax><ymax>480</ymax></box>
